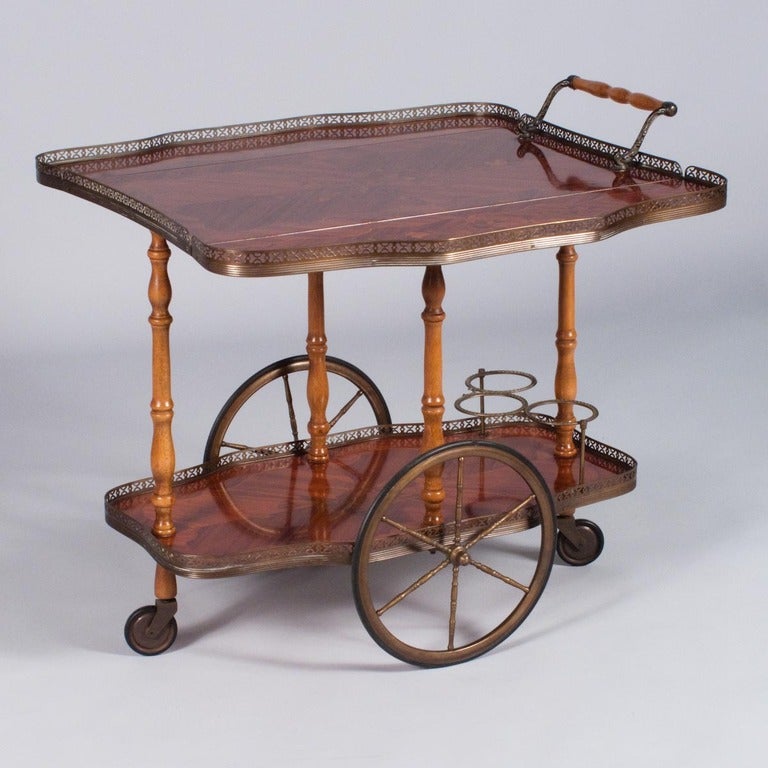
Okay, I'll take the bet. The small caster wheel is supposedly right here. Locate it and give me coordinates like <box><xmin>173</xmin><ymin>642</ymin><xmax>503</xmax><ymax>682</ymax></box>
<box><xmin>557</xmin><ymin>519</ymin><xmax>604</xmax><ymax>566</ymax></box>
<box><xmin>124</xmin><ymin>601</ymin><xmax>178</xmax><ymax>656</ymax></box>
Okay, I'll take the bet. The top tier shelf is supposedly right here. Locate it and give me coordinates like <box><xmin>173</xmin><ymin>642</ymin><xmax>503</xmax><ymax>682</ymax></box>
<box><xmin>36</xmin><ymin>102</ymin><xmax>726</xmax><ymax>277</ymax></box>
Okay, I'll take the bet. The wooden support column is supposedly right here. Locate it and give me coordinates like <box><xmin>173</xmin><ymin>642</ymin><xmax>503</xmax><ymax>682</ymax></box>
<box><xmin>306</xmin><ymin>272</ymin><xmax>330</xmax><ymax>539</ymax></box>
<box><xmin>308</xmin><ymin>468</ymin><xmax>331</xmax><ymax>542</ymax></box>
<box><xmin>147</xmin><ymin>232</ymin><xmax>176</xmax><ymax>538</ymax></box>
<box><xmin>554</xmin><ymin>245</ymin><xmax>578</xmax><ymax>458</ymax></box>
<box><xmin>421</xmin><ymin>265</ymin><xmax>446</xmax><ymax>525</ymax></box>
<box><xmin>306</xmin><ymin>272</ymin><xmax>329</xmax><ymax>465</ymax></box>
<box><xmin>154</xmin><ymin>564</ymin><xmax>177</xmax><ymax>600</ymax></box>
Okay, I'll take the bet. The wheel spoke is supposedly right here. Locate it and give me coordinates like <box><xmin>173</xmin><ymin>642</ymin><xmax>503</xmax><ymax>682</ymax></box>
<box><xmin>453</xmin><ymin>457</ymin><xmax>464</xmax><ymax>546</ymax></box>
<box><xmin>282</xmin><ymin>374</ymin><xmax>300</xmax><ymax>444</ymax></box>
<box><xmin>446</xmin><ymin>459</ymin><xmax>464</xmax><ymax>650</ymax></box>
<box><xmin>464</xmin><ymin>494</ymin><xmax>536</xmax><ymax>550</ymax></box>
<box><xmin>381</xmin><ymin>515</ymin><xmax>451</xmax><ymax>555</ymax></box>
<box><xmin>353</xmin><ymin>442</ymin><xmax>558</xmax><ymax>666</ymax></box>
<box><xmin>376</xmin><ymin>558</ymin><xmax>450</xmax><ymax>616</ymax></box>
<box><xmin>205</xmin><ymin>356</ymin><xmax>390</xmax><ymax>466</ymax></box>
<box><xmin>220</xmin><ymin>440</ymin><xmax>255</xmax><ymax>452</ymax></box>
<box><xmin>328</xmin><ymin>389</ymin><xmax>365</xmax><ymax>430</ymax></box>
<box><xmin>448</xmin><ymin>563</ymin><xmax>460</xmax><ymax>650</ymax></box>
<box><xmin>467</xmin><ymin>556</ymin><xmax>529</xmax><ymax>593</ymax></box>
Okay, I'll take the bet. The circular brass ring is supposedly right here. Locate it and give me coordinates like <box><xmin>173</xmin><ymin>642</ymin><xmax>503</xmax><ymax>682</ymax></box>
<box><xmin>454</xmin><ymin>391</ymin><xmax>528</xmax><ymax>418</ymax></box>
<box><xmin>524</xmin><ymin>398</ymin><xmax>599</xmax><ymax>427</ymax></box>
<box><xmin>463</xmin><ymin>369</ymin><xmax>537</xmax><ymax>396</ymax></box>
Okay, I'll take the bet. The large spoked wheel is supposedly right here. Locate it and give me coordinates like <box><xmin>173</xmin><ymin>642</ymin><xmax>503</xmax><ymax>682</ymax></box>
<box><xmin>204</xmin><ymin>355</ymin><xmax>391</xmax><ymax>462</ymax></box>
<box><xmin>353</xmin><ymin>441</ymin><xmax>557</xmax><ymax>667</ymax></box>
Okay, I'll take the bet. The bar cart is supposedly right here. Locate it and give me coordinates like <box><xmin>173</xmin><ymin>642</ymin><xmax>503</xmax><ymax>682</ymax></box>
<box><xmin>36</xmin><ymin>77</ymin><xmax>726</xmax><ymax>666</ymax></box>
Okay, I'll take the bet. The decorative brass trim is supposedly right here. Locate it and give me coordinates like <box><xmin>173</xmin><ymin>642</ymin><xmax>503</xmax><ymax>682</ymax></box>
<box><xmin>36</xmin><ymin>103</ymin><xmax>520</xmax><ymax>167</ymax></box>
<box><xmin>523</xmin><ymin>75</ymin><xmax>678</xmax><ymax>171</ymax></box>
<box><xmin>104</xmin><ymin>415</ymin><xmax>636</xmax><ymax>578</ymax></box>
<box><xmin>37</xmin><ymin>101</ymin><xmax>726</xmax><ymax>278</ymax></box>
<box><xmin>523</xmin><ymin>118</ymin><xmax>683</xmax><ymax>177</ymax></box>
<box><xmin>685</xmin><ymin>166</ymin><xmax>727</xmax><ymax>187</ymax></box>
<box><xmin>188</xmin><ymin>188</ymin><xmax>725</xmax><ymax>277</ymax></box>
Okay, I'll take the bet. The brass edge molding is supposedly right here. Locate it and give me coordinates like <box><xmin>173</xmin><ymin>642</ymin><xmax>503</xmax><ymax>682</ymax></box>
<box><xmin>37</xmin><ymin>102</ymin><xmax>727</xmax><ymax>278</ymax></box>
<box><xmin>104</xmin><ymin>416</ymin><xmax>637</xmax><ymax>578</ymax></box>
<box><xmin>192</xmin><ymin>186</ymin><xmax>726</xmax><ymax>277</ymax></box>
<box><xmin>105</xmin><ymin>507</ymin><xmax>355</xmax><ymax>578</ymax></box>
<box><xmin>104</xmin><ymin>414</ymin><xmax>638</xmax><ymax>504</ymax></box>
<box><xmin>36</xmin><ymin>103</ymin><xmax>520</xmax><ymax>166</ymax></box>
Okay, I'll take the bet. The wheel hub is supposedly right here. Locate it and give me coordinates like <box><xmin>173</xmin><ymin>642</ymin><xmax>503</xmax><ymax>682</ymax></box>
<box><xmin>449</xmin><ymin>545</ymin><xmax>470</xmax><ymax>567</ymax></box>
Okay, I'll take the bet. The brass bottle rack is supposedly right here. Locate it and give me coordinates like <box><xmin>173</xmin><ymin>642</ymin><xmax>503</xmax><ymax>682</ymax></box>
<box><xmin>455</xmin><ymin>368</ymin><xmax>599</xmax><ymax>484</ymax></box>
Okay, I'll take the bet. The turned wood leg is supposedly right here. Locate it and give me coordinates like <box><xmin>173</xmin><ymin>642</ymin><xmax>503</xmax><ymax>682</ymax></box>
<box><xmin>147</xmin><ymin>232</ymin><xmax>176</xmax><ymax>538</ymax></box>
<box><xmin>421</xmin><ymin>265</ymin><xmax>446</xmax><ymax>525</ymax></box>
<box><xmin>308</xmin><ymin>463</ymin><xmax>330</xmax><ymax>542</ymax></box>
<box><xmin>554</xmin><ymin>245</ymin><xmax>578</xmax><ymax>459</ymax></box>
<box><xmin>154</xmin><ymin>564</ymin><xmax>177</xmax><ymax>600</ymax></box>
<box><xmin>306</xmin><ymin>272</ymin><xmax>331</xmax><ymax>538</ymax></box>
<box><xmin>306</xmin><ymin>272</ymin><xmax>330</xmax><ymax>465</ymax></box>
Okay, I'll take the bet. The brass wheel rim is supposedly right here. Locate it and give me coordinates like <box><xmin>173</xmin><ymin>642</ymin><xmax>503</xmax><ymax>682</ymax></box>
<box><xmin>204</xmin><ymin>355</ymin><xmax>391</xmax><ymax>462</ymax></box>
<box><xmin>204</xmin><ymin>355</ymin><xmax>392</xmax><ymax>539</ymax></box>
<box><xmin>353</xmin><ymin>441</ymin><xmax>556</xmax><ymax>667</ymax></box>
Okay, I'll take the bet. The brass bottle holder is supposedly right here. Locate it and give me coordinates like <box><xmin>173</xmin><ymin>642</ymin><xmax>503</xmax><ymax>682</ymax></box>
<box><xmin>454</xmin><ymin>368</ymin><xmax>537</xmax><ymax>437</ymax></box>
<box><xmin>524</xmin><ymin>399</ymin><xmax>599</xmax><ymax>484</ymax></box>
<box><xmin>455</xmin><ymin>368</ymin><xmax>598</xmax><ymax>484</ymax></box>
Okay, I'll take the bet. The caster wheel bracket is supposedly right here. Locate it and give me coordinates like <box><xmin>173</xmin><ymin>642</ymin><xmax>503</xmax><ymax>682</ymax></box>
<box><xmin>146</xmin><ymin>598</ymin><xmax>177</xmax><ymax>638</ymax></box>
<box><xmin>556</xmin><ymin>517</ymin><xmax>604</xmax><ymax>566</ymax></box>
<box><xmin>556</xmin><ymin>516</ymin><xmax>582</xmax><ymax>547</ymax></box>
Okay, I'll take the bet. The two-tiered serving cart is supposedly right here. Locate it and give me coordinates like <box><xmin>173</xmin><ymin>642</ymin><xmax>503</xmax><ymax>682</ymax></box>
<box><xmin>37</xmin><ymin>77</ymin><xmax>726</xmax><ymax>666</ymax></box>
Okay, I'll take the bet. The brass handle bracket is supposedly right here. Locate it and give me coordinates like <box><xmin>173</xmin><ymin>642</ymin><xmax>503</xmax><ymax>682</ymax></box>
<box><xmin>520</xmin><ymin>75</ymin><xmax>678</xmax><ymax>171</ymax></box>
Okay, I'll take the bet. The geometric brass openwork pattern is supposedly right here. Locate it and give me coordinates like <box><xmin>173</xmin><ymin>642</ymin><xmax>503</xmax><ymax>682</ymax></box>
<box><xmin>38</xmin><ymin>102</ymin><xmax>727</xmax><ymax>278</ymax></box>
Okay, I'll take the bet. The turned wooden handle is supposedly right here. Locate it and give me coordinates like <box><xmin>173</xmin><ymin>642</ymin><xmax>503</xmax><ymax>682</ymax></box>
<box><xmin>570</xmin><ymin>76</ymin><xmax>667</xmax><ymax>112</ymax></box>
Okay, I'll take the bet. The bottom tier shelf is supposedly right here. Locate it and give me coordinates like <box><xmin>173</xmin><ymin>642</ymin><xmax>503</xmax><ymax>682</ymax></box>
<box><xmin>105</xmin><ymin>417</ymin><xmax>636</xmax><ymax>577</ymax></box>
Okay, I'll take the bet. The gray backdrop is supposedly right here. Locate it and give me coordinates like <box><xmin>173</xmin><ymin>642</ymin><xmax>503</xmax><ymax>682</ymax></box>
<box><xmin>2</xmin><ymin>1</ymin><xmax>765</xmax><ymax>766</ymax></box>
